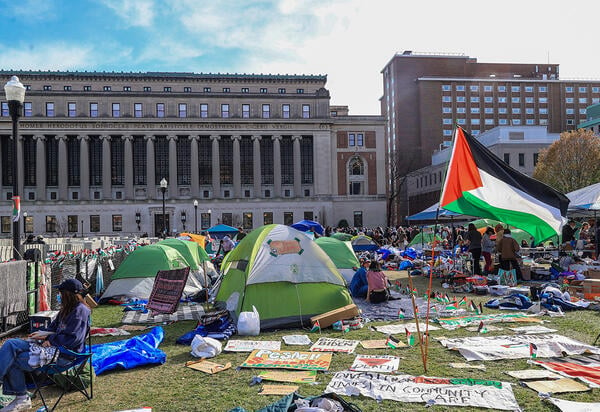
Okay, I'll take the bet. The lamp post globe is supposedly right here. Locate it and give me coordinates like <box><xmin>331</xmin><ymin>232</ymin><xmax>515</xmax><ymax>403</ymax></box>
<box><xmin>193</xmin><ymin>199</ymin><xmax>198</xmax><ymax>233</ymax></box>
<box><xmin>4</xmin><ymin>76</ymin><xmax>25</xmax><ymax>260</ymax></box>
<box><xmin>160</xmin><ymin>178</ymin><xmax>168</xmax><ymax>237</ymax></box>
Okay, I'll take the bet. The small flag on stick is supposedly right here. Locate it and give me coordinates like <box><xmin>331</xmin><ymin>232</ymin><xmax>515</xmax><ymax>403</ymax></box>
<box><xmin>477</xmin><ymin>321</ymin><xmax>488</xmax><ymax>334</ymax></box>
<box><xmin>479</xmin><ymin>302</ymin><xmax>484</xmax><ymax>315</ymax></box>
<box><xmin>468</xmin><ymin>300</ymin><xmax>477</xmax><ymax>313</ymax></box>
<box><xmin>310</xmin><ymin>320</ymin><xmax>321</xmax><ymax>333</ymax></box>
<box><xmin>398</xmin><ymin>309</ymin><xmax>405</xmax><ymax>319</ymax></box>
<box><xmin>458</xmin><ymin>296</ymin><xmax>467</xmax><ymax>306</ymax></box>
<box><xmin>386</xmin><ymin>334</ymin><xmax>400</xmax><ymax>349</ymax></box>
<box><xmin>405</xmin><ymin>328</ymin><xmax>416</xmax><ymax>346</ymax></box>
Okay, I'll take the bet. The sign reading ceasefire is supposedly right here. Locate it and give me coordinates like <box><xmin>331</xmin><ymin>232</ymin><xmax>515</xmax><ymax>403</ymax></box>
<box><xmin>241</xmin><ymin>349</ymin><xmax>332</xmax><ymax>371</ymax></box>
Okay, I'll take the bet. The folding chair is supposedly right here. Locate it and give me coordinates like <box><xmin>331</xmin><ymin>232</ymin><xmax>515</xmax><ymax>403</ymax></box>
<box><xmin>27</xmin><ymin>331</ymin><xmax>93</xmax><ymax>411</ymax></box>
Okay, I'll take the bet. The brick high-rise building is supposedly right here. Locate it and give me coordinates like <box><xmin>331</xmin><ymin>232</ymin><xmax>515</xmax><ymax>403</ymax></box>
<box><xmin>382</xmin><ymin>51</ymin><xmax>600</xmax><ymax>224</ymax></box>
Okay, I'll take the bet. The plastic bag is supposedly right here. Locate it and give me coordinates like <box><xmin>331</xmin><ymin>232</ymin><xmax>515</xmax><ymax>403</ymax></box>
<box><xmin>190</xmin><ymin>335</ymin><xmax>222</xmax><ymax>358</ymax></box>
<box><xmin>237</xmin><ymin>305</ymin><xmax>260</xmax><ymax>336</ymax></box>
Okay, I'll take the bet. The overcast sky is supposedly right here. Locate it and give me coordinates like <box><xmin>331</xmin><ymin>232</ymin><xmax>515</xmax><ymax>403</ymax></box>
<box><xmin>1</xmin><ymin>0</ymin><xmax>598</xmax><ymax>115</ymax></box>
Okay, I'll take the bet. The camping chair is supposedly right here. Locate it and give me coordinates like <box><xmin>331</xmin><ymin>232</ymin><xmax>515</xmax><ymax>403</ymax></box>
<box><xmin>27</xmin><ymin>329</ymin><xmax>93</xmax><ymax>411</ymax></box>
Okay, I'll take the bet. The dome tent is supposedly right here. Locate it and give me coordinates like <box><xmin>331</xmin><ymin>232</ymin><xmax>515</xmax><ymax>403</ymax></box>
<box><xmin>215</xmin><ymin>224</ymin><xmax>353</xmax><ymax>330</ymax></box>
<box><xmin>314</xmin><ymin>237</ymin><xmax>360</xmax><ymax>284</ymax></box>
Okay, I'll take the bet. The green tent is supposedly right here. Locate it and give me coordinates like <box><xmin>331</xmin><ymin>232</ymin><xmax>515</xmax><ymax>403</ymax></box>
<box><xmin>215</xmin><ymin>224</ymin><xmax>353</xmax><ymax>329</ymax></box>
<box><xmin>315</xmin><ymin>237</ymin><xmax>360</xmax><ymax>284</ymax></box>
<box><xmin>470</xmin><ymin>218</ymin><xmax>534</xmax><ymax>245</ymax></box>
<box><xmin>331</xmin><ymin>232</ymin><xmax>353</xmax><ymax>241</ymax></box>
<box><xmin>408</xmin><ymin>232</ymin><xmax>443</xmax><ymax>248</ymax></box>
<box><xmin>157</xmin><ymin>238</ymin><xmax>210</xmax><ymax>270</ymax></box>
<box><xmin>101</xmin><ymin>244</ymin><xmax>205</xmax><ymax>300</ymax></box>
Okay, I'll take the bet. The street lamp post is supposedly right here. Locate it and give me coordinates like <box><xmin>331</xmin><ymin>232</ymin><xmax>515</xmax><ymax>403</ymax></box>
<box><xmin>4</xmin><ymin>76</ymin><xmax>25</xmax><ymax>260</ymax></box>
<box><xmin>193</xmin><ymin>200</ymin><xmax>198</xmax><ymax>233</ymax></box>
<box><xmin>22</xmin><ymin>212</ymin><xmax>27</xmax><ymax>239</ymax></box>
<box><xmin>135</xmin><ymin>212</ymin><xmax>141</xmax><ymax>231</ymax></box>
<box><xmin>160</xmin><ymin>178</ymin><xmax>168</xmax><ymax>237</ymax></box>
<box><xmin>181</xmin><ymin>211</ymin><xmax>187</xmax><ymax>232</ymax></box>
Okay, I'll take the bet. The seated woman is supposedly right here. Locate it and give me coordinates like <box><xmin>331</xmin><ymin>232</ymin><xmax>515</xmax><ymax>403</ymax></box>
<box><xmin>0</xmin><ymin>279</ymin><xmax>91</xmax><ymax>412</ymax></box>
<box><xmin>349</xmin><ymin>259</ymin><xmax>370</xmax><ymax>298</ymax></box>
<box><xmin>366</xmin><ymin>260</ymin><xmax>390</xmax><ymax>304</ymax></box>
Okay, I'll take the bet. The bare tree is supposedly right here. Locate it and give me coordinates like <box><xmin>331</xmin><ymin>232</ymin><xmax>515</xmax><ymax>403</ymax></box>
<box><xmin>533</xmin><ymin>129</ymin><xmax>600</xmax><ymax>193</ymax></box>
<box><xmin>387</xmin><ymin>148</ymin><xmax>420</xmax><ymax>226</ymax></box>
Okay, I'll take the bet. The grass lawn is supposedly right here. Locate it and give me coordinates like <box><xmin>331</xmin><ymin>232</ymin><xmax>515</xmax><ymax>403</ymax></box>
<box><xmin>29</xmin><ymin>272</ymin><xmax>600</xmax><ymax>412</ymax></box>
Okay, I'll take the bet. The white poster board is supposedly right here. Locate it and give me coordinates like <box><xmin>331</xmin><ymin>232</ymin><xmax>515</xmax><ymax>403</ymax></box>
<box><xmin>224</xmin><ymin>340</ymin><xmax>281</xmax><ymax>352</ymax></box>
<box><xmin>350</xmin><ymin>355</ymin><xmax>399</xmax><ymax>373</ymax></box>
<box><xmin>310</xmin><ymin>337</ymin><xmax>359</xmax><ymax>354</ymax></box>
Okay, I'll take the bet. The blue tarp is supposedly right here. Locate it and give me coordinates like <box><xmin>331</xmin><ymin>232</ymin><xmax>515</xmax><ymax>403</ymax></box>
<box><xmin>91</xmin><ymin>326</ymin><xmax>166</xmax><ymax>375</ymax></box>
<box><xmin>176</xmin><ymin>315</ymin><xmax>236</xmax><ymax>344</ymax></box>
<box><xmin>290</xmin><ymin>220</ymin><xmax>324</xmax><ymax>235</ymax></box>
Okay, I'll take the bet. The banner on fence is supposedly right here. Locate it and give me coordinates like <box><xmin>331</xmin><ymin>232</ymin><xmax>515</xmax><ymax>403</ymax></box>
<box><xmin>350</xmin><ymin>355</ymin><xmax>399</xmax><ymax>373</ymax></box>
<box><xmin>309</xmin><ymin>337</ymin><xmax>359</xmax><ymax>354</ymax></box>
<box><xmin>241</xmin><ymin>349</ymin><xmax>332</xmax><ymax>371</ymax></box>
<box><xmin>325</xmin><ymin>371</ymin><xmax>520</xmax><ymax>410</ymax></box>
<box><xmin>224</xmin><ymin>340</ymin><xmax>281</xmax><ymax>352</ymax></box>
<box><xmin>440</xmin><ymin>334</ymin><xmax>600</xmax><ymax>361</ymax></box>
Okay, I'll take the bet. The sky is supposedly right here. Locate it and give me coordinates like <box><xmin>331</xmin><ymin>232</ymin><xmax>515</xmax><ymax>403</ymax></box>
<box><xmin>1</xmin><ymin>0</ymin><xmax>600</xmax><ymax>115</ymax></box>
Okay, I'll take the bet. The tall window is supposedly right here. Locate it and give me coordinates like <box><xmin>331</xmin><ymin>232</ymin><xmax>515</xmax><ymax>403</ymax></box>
<box><xmin>90</xmin><ymin>103</ymin><xmax>98</xmax><ymax>117</ymax></box>
<box><xmin>302</xmin><ymin>104</ymin><xmax>310</xmax><ymax>118</ymax></box>
<box><xmin>1</xmin><ymin>216</ymin><xmax>10</xmax><ymax>233</ymax></box>
<box><xmin>281</xmin><ymin>137</ymin><xmax>293</xmax><ymax>185</ymax></box>
<box><xmin>282</xmin><ymin>104</ymin><xmax>290</xmax><ymax>119</ymax></box>
<box><xmin>46</xmin><ymin>137</ymin><xmax>58</xmax><ymax>186</ymax></box>
<box><xmin>178</xmin><ymin>103</ymin><xmax>187</xmax><ymax>118</ymax></box>
<box><xmin>177</xmin><ymin>138</ymin><xmax>191</xmax><ymax>185</ymax></box>
<box><xmin>112</xmin><ymin>103</ymin><xmax>120</xmax><ymax>117</ymax></box>
<box><xmin>348</xmin><ymin>133</ymin><xmax>364</xmax><ymax>147</ymax></box>
<box><xmin>133</xmin><ymin>136</ymin><xmax>147</xmax><ymax>185</ymax></box>
<box><xmin>134</xmin><ymin>103</ymin><xmax>143</xmax><ymax>118</ymax></box>
<box><xmin>240</xmin><ymin>137</ymin><xmax>253</xmax><ymax>185</ymax></box>
<box><xmin>89</xmin><ymin>138</ymin><xmax>103</xmax><ymax>186</ymax></box>
<box><xmin>24</xmin><ymin>102</ymin><xmax>32</xmax><ymax>117</ymax></box>
<box><xmin>111</xmin><ymin>138</ymin><xmax>124</xmax><ymax>185</ymax></box>
<box><xmin>46</xmin><ymin>102</ymin><xmax>55</xmax><ymax>117</ymax></box>
<box><xmin>90</xmin><ymin>215</ymin><xmax>100</xmax><ymax>232</ymax></box>
<box><xmin>349</xmin><ymin>156</ymin><xmax>364</xmax><ymax>195</ymax></box>
<box><xmin>23</xmin><ymin>137</ymin><xmax>36</xmax><ymax>186</ymax></box>
<box><xmin>156</xmin><ymin>103</ymin><xmax>165</xmax><ymax>118</ymax></box>
<box><xmin>242</xmin><ymin>104</ymin><xmax>250</xmax><ymax>118</ymax></box>
<box><xmin>503</xmin><ymin>153</ymin><xmax>510</xmax><ymax>164</ymax></box>
<box><xmin>283</xmin><ymin>212</ymin><xmax>294</xmax><ymax>225</ymax></box>
<box><xmin>67</xmin><ymin>136</ymin><xmax>80</xmax><ymax>186</ymax></box>
<box><xmin>112</xmin><ymin>215</ymin><xmax>122</xmax><ymax>232</ymax></box>
<box><xmin>242</xmin><ymin>212</ymin><xmax>253</xmax><ymax>229</ymax></box>
<box><xmin>260</xmin><ymin>138</ymin><xmax>274</xmax><ymax>185</ymax></box>
<box><xmin>263</xmin><ymin>212</ymin><xmax>273</xmax><ymax>225</ymax></box>
<box><xmin>518</xmin><ymin>153</ymin><xmax>525</xmax><ymax>167</ymax></box>
<box><xmin>46</xmin><ymin>216</ymin><xmax>57</xmax><ymax>233</ymax></box>
<box><xmin>1</xmin><ymin>102</ymin><xmax>8</xmax><ymax>117</ymax></box>
<box><xmin>198</xmin><ymin>137</ymin><xmax>212</xmax><ymax>185</ymax></box>
<box><xmin>24</xmin><ymin>215</ymin><xmax>33</xmax><ymax>233</ymax></box>
<box><xmin>200</xmin><ymin>104</ymin><xmax>208</xmax><ymax>118</ymax></box>
<box><xmin>219</xmin><ymin>137</ymin><xmax>233</xmax><ymax>185</ymax></box>
<box><xmin>68</xmin><ymin>216</ymin><xmax>78</xmax><ymax>233</ymax></box>
<box><xmin>300</xmin><ymin>137</ymin><xmax>313</xmax><ymax>184</ymax></box>
<box><xmin>68</xmin><ymin>102</ymin><xmax>76</xmax><ymax>117</ymax></box>
<box><xmin>262</xmin><ymin>104</ymin><xmax>270</xmax><ymax>119</ymax></box>
<box><xmin>353</xmin><ymin>211</ymin><xmax>363</xmax><ymax>227</ymax></box>
<box><xmin>154</xmin><ymin>137</ymin><xmax>169</xmax><ymax>184</ymax></box>
<box><xmin>221</xmin><ymin>104</ymin><xmax>229</xmax><ymax>118</ymax></box>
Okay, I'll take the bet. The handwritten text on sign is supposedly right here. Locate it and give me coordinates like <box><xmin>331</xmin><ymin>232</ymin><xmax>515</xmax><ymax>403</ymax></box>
<box><xmin>241</xmin><ymin>349</ymin><xmax>332</xmax><ymax>371</ymax></box>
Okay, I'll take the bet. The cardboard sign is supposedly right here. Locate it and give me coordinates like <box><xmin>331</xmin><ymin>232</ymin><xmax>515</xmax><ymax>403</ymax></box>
<box><xmin>505</xmin><ymin>370</ymin><xmax>561</xmax><ymax>380</ymax></box>
<box><xmin>259</xmin><ymin>384</ymin><xmax>299</xmax><ymax>395</ymax></box>
<box><xmin>350</xmin><ymin>355</ymin><xmax>400</xmax><ymax>373</ymax></box>
<box><xmin>375</xmin><ymin>323</ymin><xmax>440</xmax><ymax>335</ymax></box>
<box><xmin>310</xmin><ymin>337</ymin><xmax>359</xmax><ymax>354</ymax></box>
<box><xmin>546</xmin><ymin>397</ymin><xmax>600</xmax><ymax>412</ymax></box>
<box><xmin>257</xmin><ymin>370</ymin><xmax>317</xmax><ymax>383</ymax></box>
<box><xmin>268</xmin><ymin>239</ymin><xmax>302</xmax><ymax>256</ymax></box>
<box><xmin>224</xmin><ymin>340</ymin><xmax>281</xmax><ymax>352</ymax></box>
<box><xmin>282</xmin><ymin>335</ymin><xmax>311</xmax><ymax>346</ymax></box>
<box><xmin>441</xmin><ymin>334</ymin><xmax>600</xmax><ymax>362</ymax></box>
<box><xmin>523</xmin><ymin>378</ymin><xmax>589</xmax><ymax>393</ymax></box>
<box><xmin>449</xmin><ymin>363</ymin><xmax>486</xmax><ymax>371</ymax></box>
<box><xmin>241</xmin><ymin>349</ymin><xmax>332</xmax><ymax>371</ymax></box>
<box><xmin>325</xmin><ymin>371</ymin><xmax>520</xmax><ymax>411</ymax></box>
<box><xmin>436</xmin><ymin>313</ymin><xmax>541</xmax><ymax>330</ymax></box>
<box><xmin>185</xmin><ymin>360</ymin><xmax>231</xmax><ymax>374</ymax></box>
<box><xmin>361</xmin><ymin>339</ymin><xmax>406</xmax><ymax>349</ymax></box>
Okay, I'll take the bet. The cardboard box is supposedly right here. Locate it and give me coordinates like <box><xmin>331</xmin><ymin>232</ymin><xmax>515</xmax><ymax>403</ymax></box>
<box><xmin>310</xmin><ymin>304</ymin><xmax>360</xmax><ymax>329</ymax></box>
<box><xmin>583</xmin><ymin>279</ymin><xmax>600</xmax><ymax>295</ymax></box>
<box><xmin>29</xmin><ymin>310</ymin><xmax>59</xmax><ymax>332</ymax></box>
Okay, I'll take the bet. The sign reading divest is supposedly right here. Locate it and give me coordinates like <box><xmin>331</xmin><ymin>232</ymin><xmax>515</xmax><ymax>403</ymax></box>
<box><xmin>241</xmin><ymin>349</ymin><xmax>332</xmax><ymax>371</ymax></box>
<box><xmin>325</xmin><ymin>371</ymin><xmax>520</xmax><ymax>410</ymax></box>
<box><xmin>309</xmin><ymin>337</ymin><xmax>359</xmax><ymax>354</ymax></box>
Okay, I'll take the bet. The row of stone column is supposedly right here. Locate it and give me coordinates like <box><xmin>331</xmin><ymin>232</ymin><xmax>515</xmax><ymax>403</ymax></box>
<box><xmin>16</xmin><ymin>133</ymin><xmax>304</xmax><ymax>201</ymax></box>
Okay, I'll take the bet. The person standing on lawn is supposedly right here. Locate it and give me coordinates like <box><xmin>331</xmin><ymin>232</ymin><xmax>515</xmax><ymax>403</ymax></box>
<box><xmin>465</xmin><ymin>223</ymin><xmax>483</xmax><ymax>276</ymax></box>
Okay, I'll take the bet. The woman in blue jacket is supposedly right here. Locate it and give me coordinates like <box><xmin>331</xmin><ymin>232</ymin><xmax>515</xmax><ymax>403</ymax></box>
<box><xmin>0</xmin><ymin>279</ymin><xmax>90</xmax><ymax>411</ymax></box>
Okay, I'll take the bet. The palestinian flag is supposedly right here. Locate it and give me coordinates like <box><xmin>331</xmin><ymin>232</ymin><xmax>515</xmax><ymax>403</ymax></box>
<box><xmin>405</xmin><ymin>328</ymin><xmax>416</xmax><ymax>346</ymax></box>
<box><xmin>458</xmin><ymin>296</ymin><xmax>467</xmax><ymax>306</ymax></box>
<box><xmin>440</xmin><ymin>127</ymin><xmax>569</xmax><ymax>242</ymax></box>
<box><xmin>386</xmin><ymin>334</ymin><xmax>400</xmax><ymax>349</ymax></box>
<box><xmin>477</xmin><ymin>321</ymin><xmax>488</xmax><ymax>334</ymax></box>
<box><xmin>11</xmin><ymin>196</ymin><xmax>20</xmax><ymax>222</ymax></box>
<box><xmin>468</xmin><ymin>300</ymin><xmax>477</xmax><ymax>313</ymax></box>
<box><xmin>479</xmin><ymin>302</ymin><xmax>484</xmax><ymax>315</ymax></box>
<box><xmin>530</xmin><ymin>342</ymin><xmax>538</xmax><ymax>359</ymax></box>
<box><xmin>398</xmin><ymin>309</ymin><xmax>405</xmax><ymax>319</ymax></box>
<box><xmin>310</xmin><ymin>320</ymin><xmax>321</xmax><ymax>333</ymax></box>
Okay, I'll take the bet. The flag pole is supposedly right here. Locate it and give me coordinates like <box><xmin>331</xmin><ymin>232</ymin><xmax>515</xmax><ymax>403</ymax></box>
<box><xmin>423</xmin><ymin>206</ymin><xmax>440</xmax><ymax>372</ymax></box>
<box><xmin>406</xmin><ymin>267</ymin><xmax>427</xmax><ymax>369</ymax></box>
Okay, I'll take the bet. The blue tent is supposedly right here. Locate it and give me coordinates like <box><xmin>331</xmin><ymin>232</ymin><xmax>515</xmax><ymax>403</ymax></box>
<box><xmin>207</xmin><ymin>224</ymin><xmax>238</xmax><ymax>239</ymax></box>
<box><xmin>290</xmin><ymin>220</ymin><xmax>324</xmax><ymax>235</ymax></box>
<box><xmin>407</xmin><ymin>201</ymin><xmax>464</xmax><ymax>221</ymax></box>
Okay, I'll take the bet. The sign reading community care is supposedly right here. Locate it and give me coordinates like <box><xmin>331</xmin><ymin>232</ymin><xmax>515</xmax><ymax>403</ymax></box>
<box><xmin>241</xmin><ymin>349</ymin><xmax>332</xmax><ymax>371</ymax></box>
<box><xmin>325</xmin><ymin>371</ymin><xmax>520</xmax><ymax>410</ymax></box>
